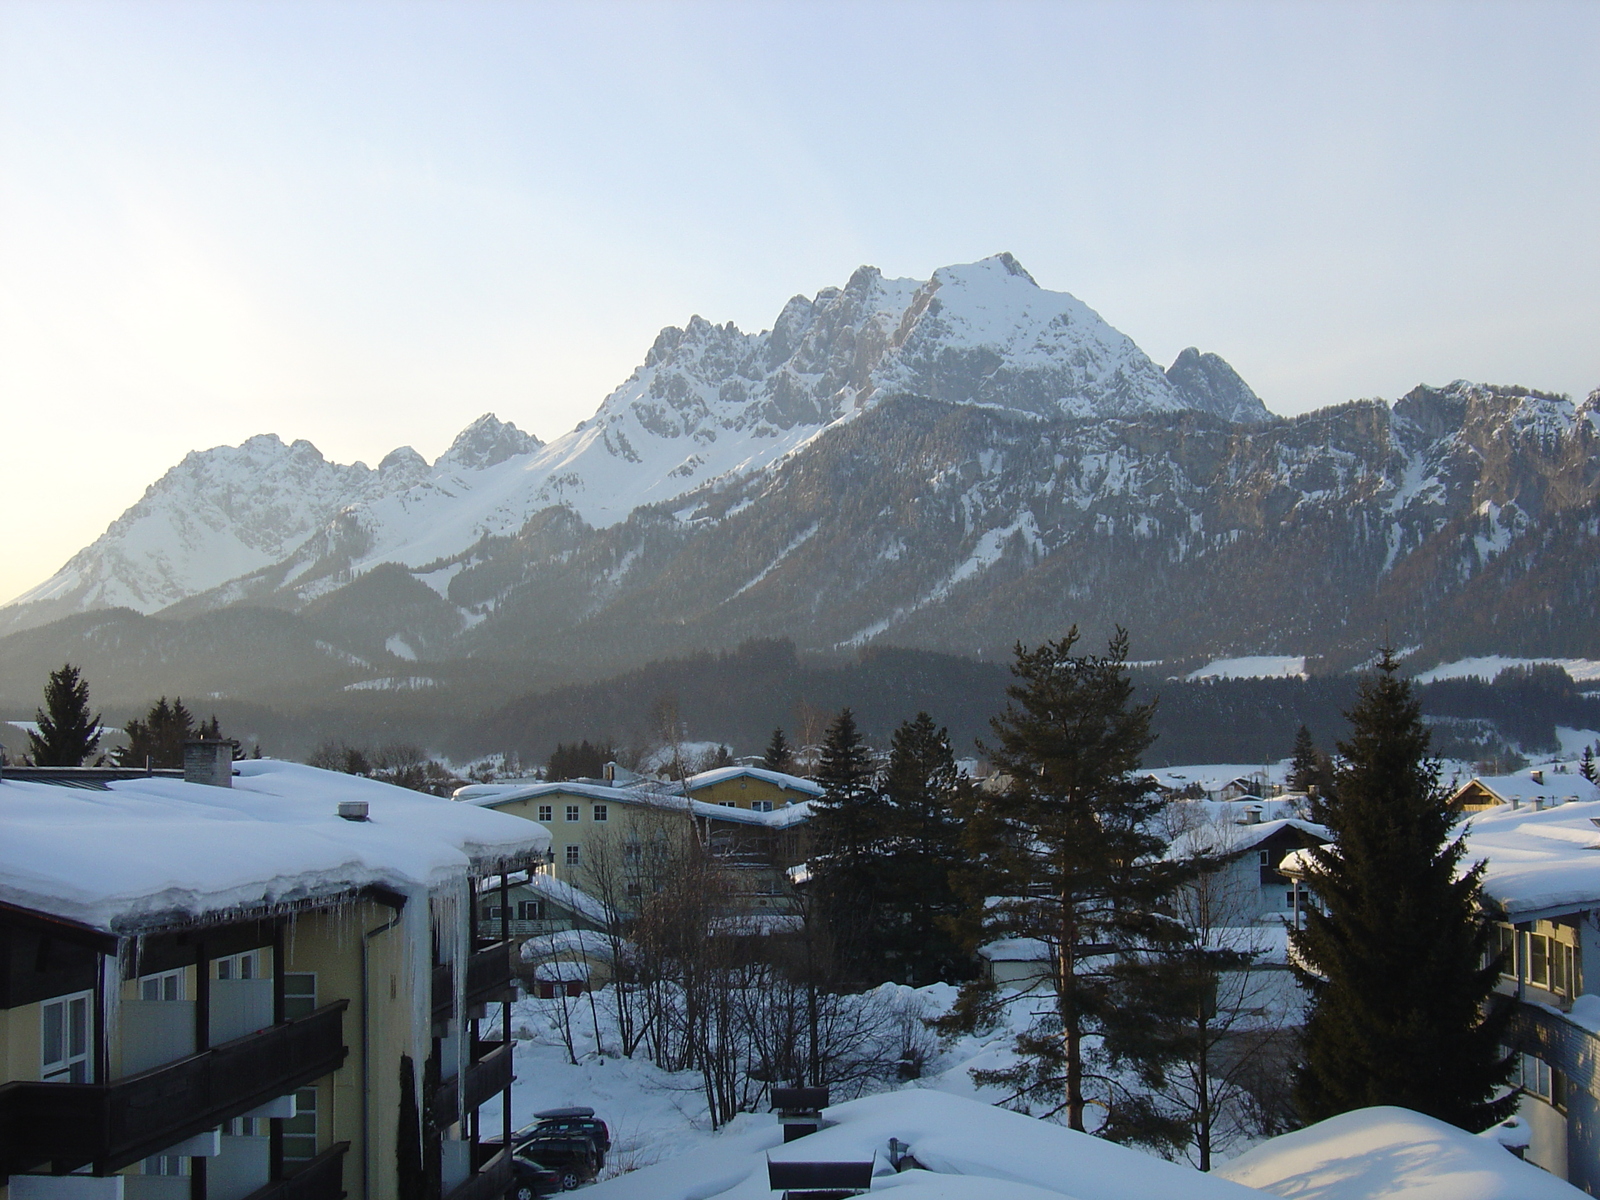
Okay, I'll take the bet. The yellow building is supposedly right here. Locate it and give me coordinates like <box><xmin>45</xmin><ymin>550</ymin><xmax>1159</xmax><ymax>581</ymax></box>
<box><xmin>0</xmin><ymin>749</ymin><xmax>548</xmax><ymax>1200</ymax></box>
<box><xmin>1448</xmin><ymin>770</ymin><xmax>1600</xmax><ymax>813</ymax></box>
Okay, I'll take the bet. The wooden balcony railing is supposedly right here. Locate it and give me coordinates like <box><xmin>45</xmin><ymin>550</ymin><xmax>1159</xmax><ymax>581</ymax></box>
<box><xmin>432</xmin><ymin>940</ymin><xmax>514</xmax><ymax>1022</ymax></box>
<box><xmin>0</xmin><ymin>1001</ymin><xmax>348</xmax><ymax>1176</ymax></box>
<box><xmin>442</xmin><ymin>1147</ymin><xmax>513</xmax><ymax>1200</ymax></box>
<box><xmin>237</xmin><ymin>1142</ymin><xmax>350</xmax><ymax>1200</ymax></box>
<box><xmin>431</xmin><ymin>1041</ymin><xmax>513</xmax><ymax>1127</ymax></box>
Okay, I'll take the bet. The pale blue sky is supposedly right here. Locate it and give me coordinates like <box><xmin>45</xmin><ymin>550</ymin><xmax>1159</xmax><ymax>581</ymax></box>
<box><xmin>2</xmin><ymin>0</ymin><xmax>1597</xmax><ymax>603</ymax></box>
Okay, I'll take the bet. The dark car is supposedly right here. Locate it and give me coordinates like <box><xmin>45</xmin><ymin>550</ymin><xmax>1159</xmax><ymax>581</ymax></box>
<box><xmin>511</xmin><ymin>1133</ymin><xmax>598</xmax><ymax>1191</ymax></box>
<box><xmin>507</xmin><ymin>1154</ymin><xmax>561</xmax><ymax>1200</ymax></box>
<box><xmin>530</xmin><ymin>1106</ymin><xmax>610</xmax><ymax>1162</ymax></box>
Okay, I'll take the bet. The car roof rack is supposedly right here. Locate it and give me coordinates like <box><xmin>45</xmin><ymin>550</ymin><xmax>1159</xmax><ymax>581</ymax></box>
<box><xmin>535</xmin><ymin>1105</ymin><xmax>596</xmax><ymax>1119</ymax></box>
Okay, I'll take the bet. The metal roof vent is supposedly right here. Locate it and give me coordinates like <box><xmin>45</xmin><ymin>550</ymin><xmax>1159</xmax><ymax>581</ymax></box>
<box><xmin>338</xmin><ymin>799</ymin><xmax>370</xmax><ymax>822</ymax></box>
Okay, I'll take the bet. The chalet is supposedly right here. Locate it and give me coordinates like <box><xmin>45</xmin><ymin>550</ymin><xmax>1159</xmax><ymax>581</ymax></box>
<box><xmin>1449</xmin><ymin>769</ymin><xmax>1600</xmax><ymax>814</ymax></box>
<box><xmin>680</xmin><ymin>766</ymin><xmax>822</xmax><ymax>812</ymax></box>
<box><xmin>1164</xmin><ymin>803</ymin><xmax>1331</xmax><ymax>924</ymax></box>
<box><xmin>0</xmin><ymin>746</ymin><xmax>549</xmax><ymax>1200</ymax></box>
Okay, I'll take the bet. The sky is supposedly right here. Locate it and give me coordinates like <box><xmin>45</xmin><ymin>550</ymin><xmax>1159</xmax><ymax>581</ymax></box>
<box><xmin>1</xmin><ymin>0</ymin><xmax>1597</xmax><ymax>605</ymax></box>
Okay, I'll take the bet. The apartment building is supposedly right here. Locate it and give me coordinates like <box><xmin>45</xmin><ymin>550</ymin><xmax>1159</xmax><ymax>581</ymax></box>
<box><xmin>0</xmin><ymin>745</ymin><xmax>550</xmax><ymax>1200</ymax></box>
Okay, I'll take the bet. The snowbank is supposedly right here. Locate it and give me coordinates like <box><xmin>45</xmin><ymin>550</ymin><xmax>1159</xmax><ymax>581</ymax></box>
<box><xmin>581</xmin><ymin>1088</ymin><xmax>1261</xmax><ymax>1200</ymax></box>
<box><xmin>0</xmin><ymin>760</ymin><xmax>550</xmax><ymax>931</ymax></box>
<box><xmin>1215</xmin><ymin>1105</ymin><xmax>1583</xmax><ymax>1198</ymax></box>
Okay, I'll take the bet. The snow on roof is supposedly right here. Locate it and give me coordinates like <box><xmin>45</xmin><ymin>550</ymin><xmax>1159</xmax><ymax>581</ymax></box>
<box><xmin>582</xmin><ymin>1087</ymin><xmax>1261</xmax><ymax>1200</ymax></box>
<box><xmin>1215</xmin><ymin>1105</ymin><xmax>1583</xmax><ymax>1199</ymax></box>
<box><xmin>0</xmin><ymin>759</ymin><xmax>550</xmax><ymax>934</ymax></box>
<box><xmin>456</xmin><ymin>780</ymin><xmax>816</xmax><ymax>829</ymax></box>
<box><xmin>684</xmin><ymin>765</ymin><xmax>824</xmax><ymax>797</ymax></box>
<box><xmin>522</xmin><ymin>872</ymin><xmax>612</xmax><ymax>925</ymax></box>
<box><xmin>1463</xmin><ymin>798</ymin><xmax>1600</xmax><ymax>918</ymax></box>
<box><xmin>977</xmin><ymin>937</ymin><xmax>1052</xmax><ymax>963</ymax></box>
<box><xmin>1143</xmin><ymin>763</ymin><xmax>1289</xmax><ymax>793</ymax></box>
<box><xmin>520</xmin><ymin>927</ymin><xmax>626</xmax><ymax>963</ymax></box>
<box><xmin>1165</xmin><ymin>817</ymin><xmax>1330</xmax><ymax>862</ymax></box>
<box><xmin>1459</xmin><ymin>773</ymin><xmax>1600</xmax><ymax>806</ymax></box>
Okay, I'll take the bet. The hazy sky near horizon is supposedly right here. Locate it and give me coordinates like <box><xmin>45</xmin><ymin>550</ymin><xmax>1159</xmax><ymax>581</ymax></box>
<box><xmin>2</xmin><ymin>0</ymin><xmax>1597</xmax><ymax>604</ymax></box>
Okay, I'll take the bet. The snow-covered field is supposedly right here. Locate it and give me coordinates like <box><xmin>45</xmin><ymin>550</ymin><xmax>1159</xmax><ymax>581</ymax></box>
<box><xmin>1413</xmin><ymin>656</ymin><xmax>1600</xmax><ymax>686</ymax></box>
<box><xmin>1186</xmin><ymin>657</ymin><xmax>1308</xmax><ymax>681</ymax></box>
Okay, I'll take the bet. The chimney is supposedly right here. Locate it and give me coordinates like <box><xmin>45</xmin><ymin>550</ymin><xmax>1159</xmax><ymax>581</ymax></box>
<box><xmin>183</xmin><ymin>739</ymin><xmax>233</xmax><ymax>788</ymax></box>
<box><xmin>1531</xmin><ymin>769</ymin><xmax>1545</xmax><ymax>785</ymax></box>
<box><xmin>337</xmin><ymin>799</ymin><xmax>370</xmax><ymax>821</ymax></box>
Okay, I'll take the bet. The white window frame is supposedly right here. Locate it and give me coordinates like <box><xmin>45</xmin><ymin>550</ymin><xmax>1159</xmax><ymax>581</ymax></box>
<box><xmin>565</xmin><ymin>844</ymin><xmax>581</xmax><ymax>867</ymax></box>
<box><xmin>565</xmin><ymin>805</ymin><xmax>580</xmax><ymax>822</ymax></box>
<box><xmin>593</xmin><ymin>804</ymin><xmax>608</xmax><ymax>822</ymax></box>
<box><xmin>41</xmin><ymin>989</ymin><xmax>93</xmax><ymax>1083</ymax></box>
<box><xmin>216</xmin><ymin>950</ymin><xmax>262</xmax><ymax>980</ymax></box>
<box><xmin>139</xmin><ymin>968</ymin><xmax>185</xmax><ymax>1002</ymax></box>
<box><xmin>537</xmin><ymin>804</ymin><xmax>553</xmax><ymax>822</ymax></box>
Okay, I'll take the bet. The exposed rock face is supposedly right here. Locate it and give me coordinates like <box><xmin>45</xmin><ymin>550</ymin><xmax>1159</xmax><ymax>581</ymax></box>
<box><xmin>2</xmin><ymin>254</ymin><xmax>1594</xmax><ymax>700</ymax></box>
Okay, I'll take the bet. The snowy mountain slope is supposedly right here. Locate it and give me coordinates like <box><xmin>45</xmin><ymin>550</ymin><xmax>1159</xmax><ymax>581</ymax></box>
<box><xmin>2</xmin><ymin>255</ymin><xmax>1266</xmax><ymax>632</ymax></box>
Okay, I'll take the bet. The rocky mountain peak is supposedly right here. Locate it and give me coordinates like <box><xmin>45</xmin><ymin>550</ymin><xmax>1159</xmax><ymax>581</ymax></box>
<box><xmin>1164</xmin><ymin>348</ymin><xmax>1272</xmax><ymax>424</ymax></box>
<box><xmin>436</xmin><ymin>414</ymin><xmax>543</xmax><ymax>471</ymax></box>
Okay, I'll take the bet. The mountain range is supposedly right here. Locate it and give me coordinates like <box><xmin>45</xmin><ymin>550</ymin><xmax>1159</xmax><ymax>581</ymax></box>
<box><xmin>2</xmin><ymin>254</ymin><xmax>1596</xmax><ymax>733</ymax></box>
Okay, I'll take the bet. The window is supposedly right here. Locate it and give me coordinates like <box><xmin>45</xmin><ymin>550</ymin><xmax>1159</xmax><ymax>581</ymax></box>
<box><xmin>283</xmin><ymin>1085</ymin><xmax>318</xmax><ymax>1161</ymax></box>
<box><xmin>283</xmin><ymin>973</ymin><xmax>317</xmax><ymax>1020</ymax></box>
<box><xmin>1552</xmin><ymin>939</ymin><xmax>1568</xmax><ymax>994</ymax></box>
<box><xmin>1494</xmin><ymin>925</ymin><xmax>1517</xmax><ymax>978</ymax></box>
<box><xmin>143</xmin><ymin>1156</ymin><xmax>189</xmax><ymax>1177</ymax></box>
<box><xmin>140</xmin><ymin>969</ymin><xmax>184</xmax><ymax>1001</ymax></box>
<box><xmin>517</xmin><ymin>900</ymin><xmax>545</xmax><ymax>921</ymax></box>
<box><xmin>565</xmin><ymin>845</ymin><xmax>581</xmax><ymax>867</ymax></box>
<box><xmin>538</xmin><ymin>804</ymin><xmax>553</xmax><ymax>822</ymax></box>
<box><xmin>593</xmin><ymin>804</ymin><xmax>608</xmax><ymax>822</ymax></box>
<box><xmin>1530</xmin><ymin>934</ymin><xmax>1549</xmax><ymax>988</ymax></box>
<box><xmin>626</xmin><ymin>882</ymin><xmax>643</xmax><ymax>899</ymax></box>
<box><xmin>565</xmin><ymin>805</ymin><xmax>580</xmax><ymax>822</ymax></box>
<box><xmin>624</xmin><ymin>843</ymin><xmax>642</xmax><ymax>863</ymax></box>
<box><xmin>216</xmin><ymin>950</ymin><xmax>260</xmax><ymax>980</ymax></box>
<box><xmin>484</xmin><ymin>905</ymin><xmax>507</xmax><ymax>920</ymax></box>
<box><xmin>225</xmin><ymin>1116</ymin><xmax>265</xmax><ymax>1136</ymax></box>
<box><xmin>752</xmin><ymin>800</ymin><xmax>773</xmax><ymax>813</ymax></box>
<box><xmin>720</xmin><ymin>801</ymin><xmax>737</xmax><ymax>808</ymax></box>
<box><xmin>42</xmin><ymin>991</ymin><xmax>92</xmax><ymax>1083</ymax></box>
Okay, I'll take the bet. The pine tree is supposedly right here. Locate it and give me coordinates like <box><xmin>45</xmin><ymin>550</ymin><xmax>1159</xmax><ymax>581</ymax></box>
<box><xmin>878</xmin><ymin>712</ymin><xmax>973</xmax><ymax>985</ymax></box>
<box><xmin>1289</xmin><ymin>725</ymin><xmax>1318</xmax><ymax>791</ymax></box>
<box><xmin>1581</xmin><ymin>744</ymin><xmax>1597</xmax><ymax>785</ymax></box>
<box><xmin>27</xmin><ymin>664</ymin><xmax>102</xmax><ymax>766</ymax></box>
<box><xmin>939</xmin><ymin>628</ymin><xmax>1183</xmax><ymax>1133</ymax></box>
<box><xmin>808</xmin><ymin>708</ymin><xmax>888</xmax><ymax>982</ymax></box>
<box><xmin>763</xmin><ymin>728</ymin><xmax>794</xmax><ymax>774</ymax></box>
<box><xmin>1291</xmin><ymin>649</ymin><xmax>1515</xmax><ymax>1130</ymax></box>
<box><xmin>116</xmin><ymin>697</ymin><xmax>196</xmax><ymax>769</ymax></box>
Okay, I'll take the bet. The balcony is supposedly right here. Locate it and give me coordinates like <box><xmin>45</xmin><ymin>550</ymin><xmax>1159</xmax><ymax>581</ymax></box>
<box><xmin>432</xmin><ymin>941</ymin><xmax>514</xmax><ymax>1022</ymax></box>
<box><xmin>431</xmin><ymin>1041</ymin><xmax>513</xmax><ymax>1127</ymax></box>
<box><xmin>238</xmin><ymin>1143</ymin><xmax>350</xmax><ymax>1200</ymax></box>
<box><xmin>0</xmin><ymin>1001</ymin><xmax>348</xmax><ymax>1176</ymax></box>
<box><xmin>442</xmin><ymin>1147</ymin><xmax>512</xmax><ymax>1200</ymax></box>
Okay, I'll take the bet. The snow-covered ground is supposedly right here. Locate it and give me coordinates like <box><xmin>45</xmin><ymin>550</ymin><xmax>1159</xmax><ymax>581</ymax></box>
<box><xmin>1186</xmin><ymin>656</ymin><xmax>1308</xmax><ymax>681</ymax></box>
<box><xmin>1413</xmin><ymin>656</ymin><xmax>1600</xmax><ymax>686</ymax></box>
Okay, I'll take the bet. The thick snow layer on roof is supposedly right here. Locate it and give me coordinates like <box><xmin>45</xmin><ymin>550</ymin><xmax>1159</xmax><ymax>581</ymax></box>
<box><xmin>521</xmin><ymin>928</ymin><xmax>623</xmax><ymax>963</ymax></box>
<box><xmin>1166</xmin><ymin>817</ymin><xmax>1330</xmax><ymax>861</ymax></box>
<box><xmin>1462</xmin><ymin>773</ymin><xmax>1600</xmax><ymax>805</ymax></box>
<box><xmin>1143</xmin><ymin>765</ymin><xmax>1290</xmax><ymax>793</ymax></box>
<box><xmin>582</xmin><ymin>1088</ymin><xmax>1261</xmax><ymax>1200</ymax></box>
<box><xmin>458</xmin><ymin>780</ymin><xmax>816</xmax><ymax>829</ymax></box>
<box><xmin>523</xmin><ymin>873</ymin><xmax>612</xmax><ymax>925</ymax></box>
<box><xmin>685</xmin><ymin>765</ymin><xmax>823</xmax><ymax>796</ymax></box>
<box><xmin>1462</xmin><ymin>798</ymin><xmax>1600</xmax><ymax>917</ymax></box>
<box><xmin>1216</xmin><ymin>1105</ymin><xmax>1583</xmax><ymax>1199</ymax></box>
<box><xmin>0</xmin><ymin>760</ymin><xmax>550</xmax><ymax>933</ymax></box>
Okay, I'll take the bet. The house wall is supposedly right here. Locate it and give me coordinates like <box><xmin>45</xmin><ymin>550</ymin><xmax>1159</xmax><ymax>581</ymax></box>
<box><xmin>686</xmin><ymin>776</ymin><xmax>799</xmax><ymax>810</ymax></box>
<box><xmin>1521</xmin><ymin>1093</ymin><xmax>1569</xmax><ymax>1181</ymax></box>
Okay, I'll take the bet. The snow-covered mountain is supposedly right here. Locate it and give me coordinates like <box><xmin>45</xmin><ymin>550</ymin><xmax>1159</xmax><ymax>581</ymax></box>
<box><xmin>2</xmin><ymin>254</ymin><xmax>1267</xmax><ymax>631</ymax></box>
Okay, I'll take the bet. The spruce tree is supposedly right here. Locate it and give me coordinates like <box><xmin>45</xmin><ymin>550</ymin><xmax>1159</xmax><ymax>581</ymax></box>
<box><xmin>117</xmin><ymin>696</ymin><xmax>196</xmax><ymax>768</ymax></box>
<box><xmin>1289</xmin><ymin>725</ymin><xmax>1318</xmax><ymax>791</ymax></box>
<box><xmin>1292</xmin><ymin>649</ymin><xmax>1514</xmax><ymax>1129</ymax></box>
<box><xmin>27</xmin><ymin>664</ymin><xmax>102</xmax><ymax>766</ymax></box>
<box><xmin>939</xmin><ymin>628</ymin><xmax>1183</xmax><ymax>1132</ymax></box>
<box><xmin>763</xmin><ymin>728</ymin><xmax>794</xmax><ymax>774</ymax></box>
<box><xmin>808</xmin><ymin>708</ymin><xmax>888</xmax><ymax>982</ymax></box>
<box><xmin>1582</xmin><ymin>744</ymin><xmax>1597</xmax><ymax>785</ymax></box>
<box><xmin>878</xmin><ymin>712</ymin><xmax>973</xmax><ymax>985</ymax></box>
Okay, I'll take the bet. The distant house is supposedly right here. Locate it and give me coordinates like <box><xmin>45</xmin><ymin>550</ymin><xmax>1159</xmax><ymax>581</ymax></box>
<box><xmin>454</xmin><ymin>773</ymin><xmax>814</xmax><ymax>915</ymax></box>
<box><xmin>1449</xmin><ymin>769</ymin><xmax>1600</xmax><ymax>813</ymax></box>
<box><xmin>1166</xmin><ymin>808</ymin><xmax>1331</xmax><ymax>924</ymax></box>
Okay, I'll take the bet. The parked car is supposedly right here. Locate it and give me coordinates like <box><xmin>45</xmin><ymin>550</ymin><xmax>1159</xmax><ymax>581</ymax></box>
<box><xmin>511</xmin><ymin>1132</ymin><xmax>599</xmax><ymax>1191</ymax></box>
<box><xmin>507</xmin><ymin>1154</ymin><xmax>562</xmax><ymax>1200</ymax></box>
<box><xmin>531</xmin><ymin>1106</ymin><xmax>611</xmax><ymax>1163</ymax></box>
